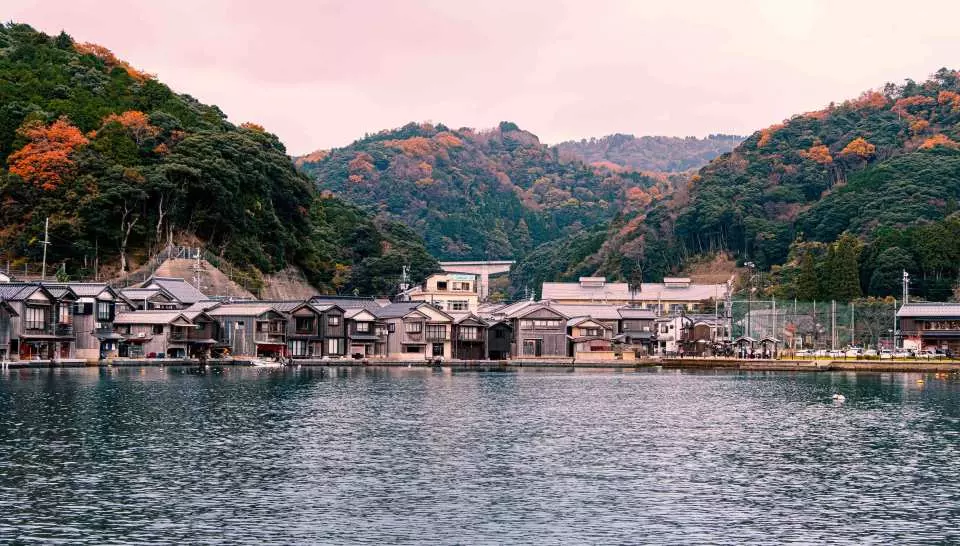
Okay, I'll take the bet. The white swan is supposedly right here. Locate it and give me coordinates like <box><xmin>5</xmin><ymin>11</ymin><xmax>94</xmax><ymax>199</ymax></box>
<box><xmin>832</xmin><ymin>393</ymin><xmax>846</xmax><ymax>403</ymax></box>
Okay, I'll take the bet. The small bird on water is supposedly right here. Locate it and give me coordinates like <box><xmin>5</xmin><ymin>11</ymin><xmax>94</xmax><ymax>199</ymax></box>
<box><xmin>832</xmin><ymin>393</ymin><xmax>846</xmax><ymax>403</ymax></box>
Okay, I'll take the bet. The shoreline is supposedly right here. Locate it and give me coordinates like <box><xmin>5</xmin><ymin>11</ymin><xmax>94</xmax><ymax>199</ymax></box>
<box><xmin>4</xmin><ymin>357</ymin><xmax>960</xmax><ymax>373</ymax></box>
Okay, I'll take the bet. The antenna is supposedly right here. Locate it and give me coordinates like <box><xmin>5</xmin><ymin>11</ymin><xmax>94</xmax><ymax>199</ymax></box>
<box><xmin>902</xmin><ymin>270</ymin><xmax>910</xmax><ymax>305</ymax></box>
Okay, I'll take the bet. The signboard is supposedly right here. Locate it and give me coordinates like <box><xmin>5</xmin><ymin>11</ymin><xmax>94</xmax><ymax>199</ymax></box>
<box><xmin>449</xmin><ymin>274</ymin><xmax>476</xmax><ymax>281</ymax></box>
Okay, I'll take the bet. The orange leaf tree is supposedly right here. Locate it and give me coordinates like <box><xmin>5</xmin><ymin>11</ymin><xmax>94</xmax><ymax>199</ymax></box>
<box><xmin>839</xmin><ymin>137</ymin><xmax>876</xmax><ymax>160</ymax></box>
<box><xmin>7</xmin><ymin>118</ymin><xmax>88</xmax><ymax>191</ymax></box>
<box><xmin>102</xmin><ymin>111</ymin><xmax>160</xmax><ymax>145</ymax></box>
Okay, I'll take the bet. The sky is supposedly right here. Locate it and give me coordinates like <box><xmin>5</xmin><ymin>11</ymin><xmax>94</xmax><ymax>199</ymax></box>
<box><xmin>11</xmin><ymin>0</ymin><xmax>960</xmax><ymax>155</ymax></box>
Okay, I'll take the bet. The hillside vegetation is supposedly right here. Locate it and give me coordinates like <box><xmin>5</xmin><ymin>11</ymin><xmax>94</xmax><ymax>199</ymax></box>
<box><xmin>556</xmin><ymin>133</ymin><xmax>744</xmax><ymax>172</ymax></box>
<box><xmin>511</xmin><ymin>69</ymin><xmax>960</xmax><ymax>302</ymax></box>
<box><xmin>297</xmin><ymin>121</ymin><xmax>666</xmax><ymax>262</ymax></box>
<box><xmin>0</xmin><ymin>23</ymin><xmax>436</xmax><ymax>295</ymax></box>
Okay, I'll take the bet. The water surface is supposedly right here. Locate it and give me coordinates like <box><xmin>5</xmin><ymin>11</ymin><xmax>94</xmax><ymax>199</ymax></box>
<box><xmin>0</xmin><ymin>366</ymin><xmax>957</xmax><ymax>544</ymax></box>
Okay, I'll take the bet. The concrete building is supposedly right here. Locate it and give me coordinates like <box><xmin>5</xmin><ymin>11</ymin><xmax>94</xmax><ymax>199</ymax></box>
<box><xmin>402</xmin><ymin>272</ymin><xmax>481</xmax><ymax>312</ymax></box>
<box><xmin>438</xmin><ymin>260</ymin><xmax>514</xmax><ymax>300</ymax></box>
<box><xmin>541</xmin><ymin>276</ymin><xmax>729</xmax><ymax>313</ymax></box>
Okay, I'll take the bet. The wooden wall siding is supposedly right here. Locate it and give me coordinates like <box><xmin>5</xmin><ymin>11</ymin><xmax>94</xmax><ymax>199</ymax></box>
<box><xmin>73</xmin><ymin>313</ymin><xmax>95</xmax><ymax>349</ymax></box>
<box><xmin>323</xmin><ymin>312</ymin><xmax>345</xmax><ymax>337</ymax></box>
<box><xmin>522</xmin><ymin>308</ymin><xmax>566</xmax><ymax>320</ymax></box>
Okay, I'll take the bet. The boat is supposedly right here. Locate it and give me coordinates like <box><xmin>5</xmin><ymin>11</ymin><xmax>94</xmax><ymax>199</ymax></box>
<box><xmin>250</xmin><ymin>359</ymin><xmax>283</xmax><ymax>368</ymax></box>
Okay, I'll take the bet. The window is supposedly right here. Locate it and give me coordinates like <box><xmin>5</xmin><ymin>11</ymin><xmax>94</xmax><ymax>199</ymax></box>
<box><xmin>327</xmin><ymin>338</ymin><xmax>343</xmax><ymax>355</ymax></box>
<box><xmin>58</xmin><ymin>305</ymin><xmax>70</xmax><ymax>324</ymax></box>
<box><xmin>356</xmin><ymin>322</ymin><xmax>370</xmax><ymax>333</ymax></box>
<box><xmin>153</xmin><ymin>325</ymin><xmax>164</xmax><ymax>335</ymax></box>
<box><xmin>452</xmin><ymin>282</ymin><xmax>471</xmax><ymax>291</ymax></box>
<box><xmin>24</xmin><ymin>307</ymin><xmax>45</xmax><ymax>330</ymax></box>
<box><xmin>436</xmin><ymin>281</ymin><xmax>448</xmax><ymax>291</ymax></box>
<box><xmin>97</xmin><ymin>302</ymin><xmax>112</xmax><ymax>321</ymax></box>
<box><xmin>288</xmin><ymin>340</ymin><xmax>308</xmax><ymax>356</ymax></box>
<box><xmin>521</xmin><ymin>319</ymin><xmax>561</xmax><ymax>329</ymax></box>
<box><xmin>459</xmin><ymin>326</ymin><xmax>479</xmax><ymax>341</ymax></box>
<box><xmin>660</xmin><ymin>324</ymin><xmax>669</xmax><ymax>334</ymax></box>
<box><xmin>327</xmin><ymin>315</ymin><xmax>340</xmax><ymax>327</ymax></box>
<box><xmin>388</xmin><ymin>323</ymin><xmax>396</xmax><ymax>333</ymax></box>
<box><xmin>405</xmin><ymin>322</ymin><xmax>423</xmax><ymax>334</ymax></box>
<box><xmin>426</xmin><ymin>324</ymin><xmax>446</xmax><ymax>340</ymax></box>
<box><xmin>73</xmin><ymin>302</ymin><xmax>93</xmax><ymax>315</ymax></box>
<box><xmin>295</xmin><ymin>317</ymin><xmax>315</xmax><ymax>333</ymax></box>
<box><xmin>449</xmin><ymin>300</ymin><xmax>468</xmax><ymax>311</ymax></box>
<box><xmin>403</xmin><ymin>345</ymin><xmax>423</xmax><ymax>353</ymax></box>
<box><xmin>584</xmin><ymin>328</ymin><xmax>601</xmax><ymax>337</ymax></box>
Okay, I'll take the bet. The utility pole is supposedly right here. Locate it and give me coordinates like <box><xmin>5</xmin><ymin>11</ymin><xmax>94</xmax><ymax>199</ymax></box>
<box><xmin>831</xmin><ymin>300</ymin><xmax>837</xmax><ymax>350</ymax></box>
<box><xmin>850</xmin><ymin>302</ymin><xmax>855</xmax><ymax>347</ymax></box>
<box><xmin>41</xmin><ymin>217</ymin><xmax>50</xmax><ymax>281</ymax></box>
<box><xmin>892</xmin><ymin>297</ymin><xmax>897</xmax><ymax>350</ymax></box>
<box><xmin>902</xmin><ymin>270</ymin><xmax>910</xmax><ymax>305</ymax></box>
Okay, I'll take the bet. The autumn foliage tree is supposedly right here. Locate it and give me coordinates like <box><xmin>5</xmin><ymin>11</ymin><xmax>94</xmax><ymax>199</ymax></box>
<box><xmin>101</xmin><ymin>111</ymin><xmax>160</xmax><ymax>145</ymax></box>
<box><xmin>7</xmin><ymin>118</ymin><xmax>88</xmax><ymax>191</ymax></box>
<box><xmin>839</xmin><ymin>137</ymin><xmax>876</xmax><ymax>160</ymax></box>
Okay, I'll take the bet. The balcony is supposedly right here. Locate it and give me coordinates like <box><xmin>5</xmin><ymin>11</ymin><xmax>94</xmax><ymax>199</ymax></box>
<box><xmin>425</xmin><ymin>328</ymin><xmax>449</xmax><ymax>342</ymax></box>
<box><xmin>23</xmin><ymin>322</ymin><xmax>52</xmax><ymax>334</ymax></box>
<box><xmin>254</xmin><ymin>331</ymin><xmax>286</xmax><ymax>343</ymax></box>
<box><xmin>55</xmin><ymin>324</ymin><xmax>74</xmax><ymax>337</ymax></box>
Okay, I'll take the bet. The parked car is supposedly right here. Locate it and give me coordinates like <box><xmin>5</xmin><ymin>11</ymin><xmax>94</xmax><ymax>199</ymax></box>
<box><xmin>814</xmin><ymin>349</ymin><xmax>828</xmax><ymax>358</ymax></box>
<box><xmin>917</xmin><ymin>350</ymin><xmax>940</xmax><ymax>359</ymax></box>
<box><xmin>863</xmin><ymin>349</ymin><xmax>878</xmax><ymax>357</ymax></box>
<box><xmin>828</xmin><ymin>350</ymin><xmax>845</xmax><ymax>358</ymax></box>
<box><xmin>795</xmin><ymin>349</ymin><xmax>812</xmax><ymax>357</ymax></box>
<box><xmin>892</xmin><ymin>349</ymin><xmax>913</xmax><ymax>359</ymax></box>
<box><xmin>880</xmin><ymin>349</ymin><xmax>893</xmax><ymax>360</ymax></box>
<box><xmin>845</xmin><ymin>348</ymin><xmax>863</xmax><ymax>358</ymax></box>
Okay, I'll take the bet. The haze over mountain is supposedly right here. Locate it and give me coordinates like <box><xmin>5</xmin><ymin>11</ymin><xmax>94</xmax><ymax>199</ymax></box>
<box><xmin>556</xmin><ymin>134</ymin><xmax>744</xmax><ymax>173</ymax></box>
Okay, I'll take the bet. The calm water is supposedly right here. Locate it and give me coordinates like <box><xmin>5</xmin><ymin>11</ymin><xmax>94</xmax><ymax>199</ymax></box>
<box><xmin>0</xmin><ymin>366</ymin><xmax>958</xmax><ymax>544</ymax></box>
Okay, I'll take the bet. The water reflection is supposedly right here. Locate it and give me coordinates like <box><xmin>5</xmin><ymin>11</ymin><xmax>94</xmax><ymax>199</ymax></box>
<box><xmin>0</xmin><ymin>366</ymin><xmax>958</xmax><ymax>544</ymax></box>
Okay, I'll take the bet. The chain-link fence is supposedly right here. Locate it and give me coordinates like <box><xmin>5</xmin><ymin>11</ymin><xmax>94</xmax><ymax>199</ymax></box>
<box><xmin>729</xmin><ymin>299</ymin><xmax>899</xmax><ymax>351</ymax></box>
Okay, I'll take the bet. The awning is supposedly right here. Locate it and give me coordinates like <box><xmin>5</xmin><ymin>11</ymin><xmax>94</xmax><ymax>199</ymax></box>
<box><xmin>96</xmin><ymin>333</ymin><xmax>126</xmax><ymax>341</ymax></box>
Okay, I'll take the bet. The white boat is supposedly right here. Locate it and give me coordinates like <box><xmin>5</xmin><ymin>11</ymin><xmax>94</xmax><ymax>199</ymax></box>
<box><xmin>251</xmin><ymin>359</ymin><xmax>283</xmax><ymax>368</ymax></box>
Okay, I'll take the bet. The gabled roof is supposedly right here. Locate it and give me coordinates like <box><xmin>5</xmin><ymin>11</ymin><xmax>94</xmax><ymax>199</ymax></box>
<box><xmin>309</xmin><ymin>295</ymin><xmax>383</xmax><ymax>311</ymax></box>
<box><xmin>45</xmin><ymin>282</ymin><xmax>117</xmax><ymax>299</ymax></box>
<box><xmin>309</xmin><ymin>303</ymin><xmax>346</xmax><ymax>315</ymax></box>
<box><xmin>206</xmin><ymin>303</ymin><xmax>284</xmax><ymax>318</ymax></box>
<box><xmin>618</xmin><ymin>307</ymin><xmax>657</xmax><ymax>319</ymax></box>
<box><xmin>451</xmin><ymin>312</ymin><xmax>486</xmax><ymax>325</ymax></box>
<box><xmin>141</xmin><ymin>277</ymin><xmax>207</xmax><ymax>304</ymax></box>
<box><xmin>513</xmin><ymin>304</ymin><xmax>569</xmax><ymax>320</ymax></box>
<box><xmin>115</xmin><ymin>311</ymin><xmax>191</xmax><ymax>325</ymax></box>
<box><xmin>0</xmin><ymin>283</ymin><xmax>55</xmax><ymax>302</ymax></box>
<box><xmin>344</xmin><ymin>308</ymin><xmax>377</xmax><ymax>321</ymax></box>
<box><xmin>43</xmin><ymin>286</ymin><xmax>78</xmax><ymax>301</ymax></box>
<box><xmin>121</xmin><ymin>287</ymin><xmax>177</xmax><ymax>302</ymax></box>
<box><xmin>551</xmin><ymin>304</ymin><xmax>622</xmax><ymax>321</ymax></box>
<box><xmin>182</xmin><ymin>300</ymin><xmax>222</xmax><ymax>313</ymax></box>
<box><xmin>897</xmin><ymin>303</ymin><xmax>960</xmax><ymax>318</ymax></box>
<box><xmin>566</xmin><ymin>316</ymin><xmax>612</xmax><ymax>329</ymax></box>
<box><xmin>375</xmin><ymin>302</ymin><xmax>453</xmax><ymax>321</ymax></box>
<box><xmin>0</xmin><ymin>300</ymin><xmax>18</xmax><ymax>316</ymax></box>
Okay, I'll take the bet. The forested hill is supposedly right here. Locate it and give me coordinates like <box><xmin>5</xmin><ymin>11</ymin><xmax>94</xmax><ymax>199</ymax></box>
<box><xmin>0</xmin><ymin>23</ymin><xmax>437</xmax><ymax>295</ymax></box>
<box><xmin>637</xmin><ymin>68</ymin><xmax>960</xmax><ymax>302</ymax></box>
<box><xmin>296</xmin><ymin>122</ymin><xmax>666</xmax><ymax>261</ymax></box>
<box><xmin>555</xmin><ymin>134</ymin><xmax>744</xmax><ymax>172</ymax></box>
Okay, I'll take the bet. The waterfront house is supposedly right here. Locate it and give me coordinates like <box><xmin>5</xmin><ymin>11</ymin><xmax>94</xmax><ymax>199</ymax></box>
<box><xmin>0</xmin><ymin>283</ymin><xmax>78</xmax><ymax>361</ymax></box>
<box><xmin>566</xmin><ymin>316</ymin><xmax>625</xmax><ymax>360</ymax></box>
<box><xmin>897</xmin><ymin>303</ymin><xmax>960</xmax><ymax>353</ymax></box>
<box><xmin>541</xmin><ymin>276</ymin><xmax>729</xmax><ymax>314</ymax></box>
<box><xmin>451</xmin><ymin>313</ymin><xmax>487</xmax><ymax>360</ymax></box>
<box><xmin>48</xmin><ymin>283</ymin><xmax>122</xmax><ymax>360</ymax></box>
<box><xmin>509</xmin><ymin>304</ymin><xmax>569</xmax><ymax>358</ymax></box>
<box><xmin>376</xmin><ymin>302</ymin><xmax>454</xmax><ymax>360</ymax></box>
<box><xmin>485</xmin><ymin>319</ymin><xmax>513</xmax><ymax>360</ymax></box>
<box><xmin>618</xmin><ymin>307</ymin><xmax>656</xmax><ymax>355</ymax></box>
<box><xmin>206</xmin><ymin>304</ymin><xmax>288</xmax><ymax>358</ymax></box>
<box><xmin>0</xmin><ymin>299</ymin><xmax>18</xmax><ymax>361</ymax></box>
<box><xmin>267</xmin><ymin>301</ymin><xmax>324</xmax><ymax>359</ymax></box>
<box><xmin>114</xmin><ymin>310</ymin><xmax>212</xmax><ymax>359</ymax></box>
<box><xmin>345</xmin><ymin>308</ymin><xmax>387</xmax><ymax>358</ymax></box>
<box><xmin>401</xmin><ymin>272</ymin><xmax>481</xmax><ymax>312</ymax></box>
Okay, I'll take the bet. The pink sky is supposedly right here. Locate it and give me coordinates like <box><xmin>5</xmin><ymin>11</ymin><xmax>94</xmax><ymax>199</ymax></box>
<box><xmin>12</xmin><ymin>0</ymin><xmax>960</xmax><ymax>155</ymax></box>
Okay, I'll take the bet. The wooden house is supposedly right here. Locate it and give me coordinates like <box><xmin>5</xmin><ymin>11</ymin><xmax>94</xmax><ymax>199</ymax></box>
<box><xmin>345</xmin><ymin>308</ymin><xmax>386</xmax><ymax>358</ymax></box>
<box><xmin>376</xmin><ymin>302</ymin><xmax>454</xmax><ymax>360</ymax></box>
<box><xmin>48</xmin><ymin>283</ymin><xmax>123</xmax><ymax>360</ymax></box>
<box><xmin>206</xmin><ymin>304</ymin><xmax>288</xmax><ymax>358</ymax></box>
<box><xmin>451</xmin><ymin>313</ymin><xmax>487</xmax><ymax>360</ymax></box>
<box><xmin>0</xmin><ymin>284</ymin><xmax>77</xmax><ymax>361</ymax></box>
<box><xmin>509</xmin><ymin>304</ymin><xmax>569</xmax><ymax>358</ymax></box>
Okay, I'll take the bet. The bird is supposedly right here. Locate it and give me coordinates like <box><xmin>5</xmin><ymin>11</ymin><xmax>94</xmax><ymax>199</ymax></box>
<box><xmin>832</xmin><ymin>393</ymin><xmax>846</xmax><ymax>403</ymax></box>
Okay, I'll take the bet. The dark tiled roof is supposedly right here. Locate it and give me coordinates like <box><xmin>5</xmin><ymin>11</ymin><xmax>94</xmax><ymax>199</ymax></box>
<box><xmin>143</xmin><ymin>277</ymin><xmax>207</xmax><ymax>304</ymax></box>
<box><xmin>0</xmin><ymin>283</ymin><xmax>42</xmax><ymax>301</ymax></box>
<box><xmin>45</xmin><ymin>283</ymin><xmax>111</xmax><ymax>298</ymax></box>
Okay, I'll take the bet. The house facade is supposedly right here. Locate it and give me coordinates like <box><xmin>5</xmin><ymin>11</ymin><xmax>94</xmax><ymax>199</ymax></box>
<box><xmin>0</xmin><ymin>284</ymin><xmax>78</xmax><ymax>361</ymax></box>
<box><xmin>345</xmin><ymin>308</ymin><xmax>386</xmax><ymax>358</ymax></box>
<box><xmin>377</xmin><ymin>302</ymin><xmax>454</xmax><ymax>360</ymax></box>
<box><xmin>897</xmin><ymin>303</ymin><xmax>960</xmax><ymax>353</ymax></box>
<box><xmin>451</xmin><ymin>313</ymin><xmax>487</xmax><ymax>360</ymax></box>
<box><xmin>511</xmin><ymin>305</ymin><xmax>568</xmax><ymax>358</ymax></box>
<box><xmin>618</xmin><ymin>307</ymin><xmax>656</xmax><ymax>355</ymax></box>
<box><xmin>541</xmin><ymin>276</ymin><xmax>729</xmax><ymax>314</ymax></box>
<box><xmin>206</xmin><ymin>304</ymin><xmax>288</xmax><ymax>358</ymax></box>
<box><xmin>485</xmin><ymin>320</ymin><xmax>513</xmax><ymax>360</ymax></box>
<box><xmin>49</xmin><ymin>283</ymin><xmax>122</xmax><ymax>360</ymax></box>
<box><xmin>567</xmin><ymin>317</ymin><xmax>626</xmax><ymax>360</ymax></box>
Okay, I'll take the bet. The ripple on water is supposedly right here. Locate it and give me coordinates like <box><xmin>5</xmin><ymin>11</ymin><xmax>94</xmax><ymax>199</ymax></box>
<box><xmin>0</xmin><ymin>367</ymin><xmax>958</xmax><ymax>544</ymax></box>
